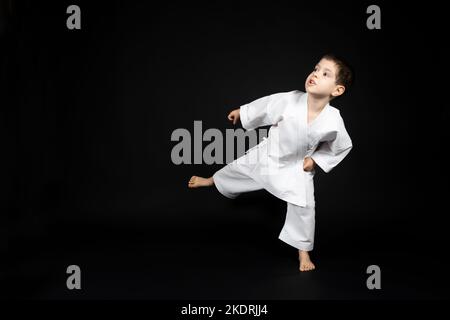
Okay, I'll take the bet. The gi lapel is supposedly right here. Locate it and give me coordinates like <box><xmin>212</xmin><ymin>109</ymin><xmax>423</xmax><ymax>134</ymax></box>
<box><xmin>296</xmin><ymin>92</ymin><xmax>308</xmax><ymax>161</ymax></box>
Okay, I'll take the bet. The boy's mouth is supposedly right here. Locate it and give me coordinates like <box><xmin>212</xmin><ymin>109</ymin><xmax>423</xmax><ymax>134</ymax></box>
<box><xmin>307</xmin><ymin>79</ymin><xmax>316</xmax><ymax>86</ymax></box>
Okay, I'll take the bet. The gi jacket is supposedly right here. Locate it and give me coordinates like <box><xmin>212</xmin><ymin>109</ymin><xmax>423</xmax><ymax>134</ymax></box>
<box><xmin>239</xmin><ymin>90</ymin><xmax>352</xmax><ymax>207</ymax></box>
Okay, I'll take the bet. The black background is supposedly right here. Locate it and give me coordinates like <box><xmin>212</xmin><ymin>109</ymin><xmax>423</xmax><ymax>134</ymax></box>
<box><xmin>3</xmin><ymin>0</ymin><xmax>449</xmax><ymax>300</ymax></box>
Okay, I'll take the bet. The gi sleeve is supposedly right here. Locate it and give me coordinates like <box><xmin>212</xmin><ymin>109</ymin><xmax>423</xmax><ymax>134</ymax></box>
<box><xmin>239</xmin><ymin>91</ymin><xmax>292</xmax><ymax>131</ymax></box>
<box><xmin>311</xmin><ymin>114</ymin><xmax>353</xmax><ymax>173</ymax></box>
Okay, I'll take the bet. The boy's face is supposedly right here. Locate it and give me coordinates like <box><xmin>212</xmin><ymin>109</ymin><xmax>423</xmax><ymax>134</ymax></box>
<box><xmin>305</xmin><ymin>58</ymin><xmax>345</xmax><ymax>99</ymax></box>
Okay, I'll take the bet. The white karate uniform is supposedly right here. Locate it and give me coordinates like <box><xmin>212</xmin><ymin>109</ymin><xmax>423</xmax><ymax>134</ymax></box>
<box><xmin>213</xmin><ymin>90</ymin><xmax>352</xmax><ymax>251</ymax></box>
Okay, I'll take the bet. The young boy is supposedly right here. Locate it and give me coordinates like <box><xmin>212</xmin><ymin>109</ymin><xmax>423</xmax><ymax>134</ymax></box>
<box><xmin>188</xmin><ymin>54</ymin><xmax>353</xmax><ymax>272</ymax></box>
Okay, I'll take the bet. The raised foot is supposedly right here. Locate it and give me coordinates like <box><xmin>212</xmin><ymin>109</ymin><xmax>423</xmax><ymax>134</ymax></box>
<box><xmin>188</xmin><ymin>176</ymin><xmax>214</xmax><ymax>188</ymax></box>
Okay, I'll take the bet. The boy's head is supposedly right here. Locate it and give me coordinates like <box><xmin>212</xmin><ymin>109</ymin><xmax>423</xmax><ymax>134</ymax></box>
<box><xmin>305</xmin><ymin>54</ymin><xmax>353</xmax><ymax>101</ymax></box>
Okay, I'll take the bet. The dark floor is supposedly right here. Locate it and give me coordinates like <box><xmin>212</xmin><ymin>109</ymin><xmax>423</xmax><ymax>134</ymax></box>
<box><xmin>8</xmin><ymin>212</ymin><xmax>449</xmax><ymax>300</ymax></box>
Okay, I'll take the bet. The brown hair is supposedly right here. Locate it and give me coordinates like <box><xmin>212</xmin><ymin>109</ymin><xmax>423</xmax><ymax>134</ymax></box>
<box><xmin>321</xmin><ymin>53</ymin><xmax>354</xmax><ymax>91</ymax></box>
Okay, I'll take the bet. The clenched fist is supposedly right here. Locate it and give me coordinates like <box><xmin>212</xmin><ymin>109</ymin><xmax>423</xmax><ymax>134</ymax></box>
<box><xmin>227</xmin><ymin>109</ymin><xmax>240</xmax><ymax>125</ymax></box>
<box><xmin>303</xmin><ymin>157</ymin><xmax>315</xmax><ymax>172</ymax></box>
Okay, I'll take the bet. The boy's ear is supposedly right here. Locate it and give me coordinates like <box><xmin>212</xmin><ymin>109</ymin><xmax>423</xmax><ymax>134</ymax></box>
<box><xmin>331</xmin><ymin>85</ymin><xmax>345</xmax><ymax>98</ymax></box>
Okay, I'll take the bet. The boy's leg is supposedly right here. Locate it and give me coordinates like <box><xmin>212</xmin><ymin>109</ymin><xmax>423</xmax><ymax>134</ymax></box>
<box><xmin>278</xmin><ymin>202</ymin><xmax>315</xmax><ymax>252</ymax></box>
<box><xmin>188</xmin><ymin>158</ymin><xmax>262</xmax><ymax>197</ymax></box>
<box><xmin>212</xmin><ymin>161</ymin><xmax>262</xmax><ymax>199</ymax></box>
<box><xmin>189</xmin><ymin>139</ymin><xmax>264</xmax><ymax>193</ymax></box>
<box><xmin>278</xmin><ymin>171</ymin><xmax>316</xmax><ymax>271</ymax></box>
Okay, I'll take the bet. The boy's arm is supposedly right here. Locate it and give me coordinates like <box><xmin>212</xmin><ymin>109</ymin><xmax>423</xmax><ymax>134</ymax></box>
<box><xmin>310</xmin><ymin>116</ymin><xmax>353</xmax><ymax>173</ymax></box>
<box><xmin>239</xmin><ymin>92</ymin><xmax>292</xmax><ymax>131</ymax></box>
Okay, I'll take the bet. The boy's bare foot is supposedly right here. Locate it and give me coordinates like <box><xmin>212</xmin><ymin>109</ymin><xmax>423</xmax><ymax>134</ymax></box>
<box><xmin>188</xmin><ymin>176</ymin><xmax>214</xmax><ymax>188</ymax></box>
<box><xmin>299</xmin><ymin>250</ymin><xmax>316</xmax><ymax>272</ymax></box>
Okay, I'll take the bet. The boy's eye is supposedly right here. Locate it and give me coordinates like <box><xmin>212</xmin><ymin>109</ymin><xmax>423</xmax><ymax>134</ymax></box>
<box><xmin>323</xmin><ymin>72</ymin><xmax>328</xmax><ymax>76</ymax></box>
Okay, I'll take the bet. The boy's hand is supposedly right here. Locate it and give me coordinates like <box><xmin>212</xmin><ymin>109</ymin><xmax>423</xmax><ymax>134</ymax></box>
<box><xmin>303</xmin><ymin>157</ymin><xmax>315</xmax><ymax>172</ymax></box>
<box><xmin>227</xmin><ymin>109</ymin><xmax>240</xmax><ymax>125</ymax></box>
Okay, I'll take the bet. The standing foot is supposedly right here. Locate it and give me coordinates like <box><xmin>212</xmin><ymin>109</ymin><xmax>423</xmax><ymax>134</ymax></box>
<box><xmin>299</xmin><ymin>250</ymin><xmax>316</xmax><ymax>272</ymax></box>
<box><xmin>188</xmin><ymin>176</ymin><xmax>214</xmax><ymax>188</ymax></box>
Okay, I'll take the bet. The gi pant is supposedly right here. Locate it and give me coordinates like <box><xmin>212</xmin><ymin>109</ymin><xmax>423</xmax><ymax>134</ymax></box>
<box><xmin>213</xmin><ymin>159</ymin><xmax>316</xmax><ymax>252</ymax></box>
